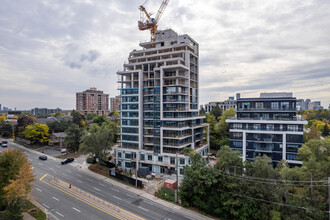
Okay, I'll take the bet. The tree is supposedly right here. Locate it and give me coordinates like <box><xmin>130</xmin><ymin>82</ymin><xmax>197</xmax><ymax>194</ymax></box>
<box><xmin>86</xmin><ymin>113</ymin><xmax>98</xmax><ymax>120</ymax></box>
<box><xmin>47</xmin><ymin>119</ymin><xmax>70</xmax><ymax>133</ymax></box>
<box><xmin>210</xmin><ymin>104</ymin><xmax>222</xmax><ymax>119</ymax></box>
<box><xmin>71</xmin><ymin>110</ymin><xmax>85</xmax><ymax>127</ymax></box>
<box><xmin>64</xmin><ymin>123</ymin><xmax>84</xmax><ymax>152</ymax></box>
<box><xmin>0</xmin><ymin>121</ymin><xmax>13</xmax><ymax>137</ymax></box>
<box><xmin>79</xmin><ymin>124</ymin><xmax>115</xmax><ymax>163</ymax></box>
<box><xmin>306</xmin><ymin>125</ymin><xmax>321</xmax><ymax>140</ymax></box>
<box><xmin>199</xmin><ymin>107</ymin><xmax>206</xmax><ymax>115</ymax></box>
<box><xmin>93</xmin><ymin>116</ymin><xmax>107</xmax><ymax>126</ymax></box>
<box><xmin>0</xmin><ymin>149</ymin><xmax>35</xmax><ymax>219</ymax></box>
<box><xmin>14</xmin><ymin>115</ymin><xmax>37</xmax><ymax>137</ymax></box>
<box><xmin>215</xmin><ymin>145</ymin><xmax>243</xmax><ymax>174</ymax></box>
<box><xmin>322</xmin><ymin>122</ymin><xmax>329</xmax><ymax>136</ymax></box>
<box><xmin>112</xmin><ymin>110</ymin><xmax>120</xmax><ymax>117</ymax></box>
<box><xmin>22</xmin><ymin>123</ymin><xmax>49</xmax><ymax>144</ymax></box>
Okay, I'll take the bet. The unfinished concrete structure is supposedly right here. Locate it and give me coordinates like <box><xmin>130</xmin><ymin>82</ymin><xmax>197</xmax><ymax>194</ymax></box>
<box><xmin>115</xmin><ymin>29</ymin><xmax>209</xmax><ymax>175</ymax></box>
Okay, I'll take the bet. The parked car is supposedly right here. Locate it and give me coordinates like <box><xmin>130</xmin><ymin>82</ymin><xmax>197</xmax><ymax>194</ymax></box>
<box><xmin>1</xmin><ymin>141</ymin><xmax>8</xmax><ymax>148</ymax></box>
<box><xmin>61</xmin><ymin>158</ymin><xmax>74</xmax><ymax>165</ymax></box>
<box><xmin>39</xmin><ymin>155</ymin><xmax>47</xmax><ymax>160</ymax></box>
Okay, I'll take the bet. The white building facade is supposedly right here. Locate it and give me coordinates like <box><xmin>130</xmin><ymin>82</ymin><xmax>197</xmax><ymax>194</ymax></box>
<box><xmin>115</xmin><ymin>29</ymin><xmax>209</xmax><ymax>175</ymax></box>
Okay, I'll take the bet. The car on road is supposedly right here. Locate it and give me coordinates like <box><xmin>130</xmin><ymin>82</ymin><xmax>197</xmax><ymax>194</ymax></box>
<box><xmin>61</xmin><ymin>158</ymin><xmax>74</xmax><ymax>165</ymax></box>
<box><xmin>39</xmin><ymin>155</ymin><xmax>47</xmax><ymax>160</ymax></box>
<box><xmin>1</xmin><ymin>141</ymin><xmax>8</xmax><ymax>148</ymax></box>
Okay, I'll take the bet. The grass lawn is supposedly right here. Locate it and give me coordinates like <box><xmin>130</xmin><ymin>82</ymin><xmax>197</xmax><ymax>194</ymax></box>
<box><xmin>155</xmin><ymin>186</ymin><xmax>176</xmax><ymax>202</ymax></box>
<box><xmin>24</xmin><ymin>200</ymin><xmax>46</xmax><ymax>220</ymax></box>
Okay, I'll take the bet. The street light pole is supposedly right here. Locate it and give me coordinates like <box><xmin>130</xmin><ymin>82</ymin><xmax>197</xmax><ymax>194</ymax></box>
<box><xmin>135</xmin><ymin>152</ymin><xmax>139</xmax><ymax>188</ymax></box>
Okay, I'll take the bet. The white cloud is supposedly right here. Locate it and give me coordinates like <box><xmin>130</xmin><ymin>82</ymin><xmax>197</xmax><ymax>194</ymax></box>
<box><xmin>0</xmin><ymin>0</ymin><xmax>329</xmax><ymax>110</ymax></box>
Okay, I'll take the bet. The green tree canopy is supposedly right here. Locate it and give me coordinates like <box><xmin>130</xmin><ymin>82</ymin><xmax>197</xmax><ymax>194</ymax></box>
<box><xmin>14</xmin><ymin>115</ymin><xmax>37</xmax><ymax>137</ymax></box>
<box><xmin>64</xmin><ymin>123</ymin><xmax>84</xmax><ymax>152</ymax></box>
<box><xmin>210</xmin><ymin>104</ymin><xmax>222</xmax><ymax>119</ymax></box>
<box><xmin>79</xmin><ymin>123</ymin><xmax>115</xmax><ymax>163</ymax></box>
<box><xmin>22</xmin><ymin>123</ymin><xmax>49</xmax><ymax>144</ymax></box>
<box><xmin>0</xmin><ymin>121</ymin><xmax>13</xmax><ymax>138</ymax></box>
<box><xmin>71</xmin><ymin>110</ymin><xmax>85</xmax><ymax>127</ymax></box>
<box><xmin>47</xmin><ymin>119</ymin><xmax>70</xmax><ymax>133</ymax></box>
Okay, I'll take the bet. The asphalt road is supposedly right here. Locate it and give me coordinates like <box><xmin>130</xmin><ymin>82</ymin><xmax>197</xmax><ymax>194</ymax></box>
<box><xmin>0</xmin><ymin>140</ymin><xmax>191</xmax><ymax>220</ymax></box>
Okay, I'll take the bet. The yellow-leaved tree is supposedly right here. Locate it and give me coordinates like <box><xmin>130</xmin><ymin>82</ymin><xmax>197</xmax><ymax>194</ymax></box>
<box><xmin>0</xmin><ymin>149</ymin><xmax>35</xmax><ymax>219</ymax></box>
<box><xmin>22</xmin><ymin>123</ymin><xmax>50</xmax><ymax>144</ymax></box>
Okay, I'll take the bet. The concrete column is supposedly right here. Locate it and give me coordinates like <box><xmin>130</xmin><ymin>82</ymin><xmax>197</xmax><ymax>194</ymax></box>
<box><xmin>282</xmin><ymin>133</ymin><xmax>286</xmax><ymax>160</ymax></box>
<box><xmin>242</xmin><ymin>131</ymin><xmax>246</xmax><ymax>162</ymax></box>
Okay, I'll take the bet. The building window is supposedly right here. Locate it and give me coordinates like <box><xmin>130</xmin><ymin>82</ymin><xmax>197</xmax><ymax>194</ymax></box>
<box><xmin>232</xmin><ymin>132</ymin><xmax>243</xmax><ymax>139</ymax></box>
<box><xmin>170</xmin><ymin>157</ymin><xmax>175</xmax><ymax>165</ymax></box>
<box><xmin>256</xmin><ymin>102</ymin><xmax>263</xmax><ymax>109</ymax></box>
<box><xmin>281</xmin><ymin>102</ymin><xmax>290</xmax><ymax>110</ymax></box>
<box><xmin>287</xmin><ymin>125</ymin><xmax>298</xmax><ymax>132</ymax></box>
<box><xmin>125</xmin><ymin>162</ymin><xmax>131</xmax><ymax>168</ymax></box>
<box><xmin>271</xmin><ymin>102</ymin><xmax>279</xmax><ymax>110</ymax></box>
<box><xmin>118</xmin><ymin>161</ymin><xmax>122</xmax><ymax>167</ymax></box>
<box><xmin>287</xmin><ymin>154</ymin><xmax>298</xmax><ymax>160</ymax></box>
<box><xmin>180</xmin><ymin>168</ymin><xmax>184</xmax><ymax>175</ymax></box>
<box><xmin>140</xmin><ymin>154</ymin><xmax>145</xmax><ymax>161</ymax></box>
<box><xmin>233</xmin><ymin>123</ymin><xmax>243</xmax><ymax>129</ymax></box>
<box><xmin>232</xmin><ymin>141</ymin><xmax>242</xmax><ymax>148</ymax></box>
<box><xmin>118</xmin><ymin>152</ymin><xmax>122</xmax><ymax>158</ymax></box>
<box><xmin>158</xmin><ymin>156</ymin><xmax>163</xmax><ymax>162</ymax></box>
<box><xmin>241</xmin><ymin>102</ymin><xmax>250</xmax><ymax>110</ymax></box>
<box><xmin>287</xmin><ymin>144</ymin><xmax>300</xmax><ymax>152</ymax></box>
<box><xmin>253</xmin><ymin>124</ymin><xmax>261</xmax><ymax>130</ymax></box>
<box><xmin>148</xmin><ymin>155</ymin><xmax>152</xmax><ymax>161</ymax></box>
<box><xmin>180</xmin><ymin>158</ymin><xmax>185</xmax><ymax>165</ymax></box>
<box><xmin>125</xmin><ymin>154</ymin><xmax>132</xmax><ymax>159</ymax></box>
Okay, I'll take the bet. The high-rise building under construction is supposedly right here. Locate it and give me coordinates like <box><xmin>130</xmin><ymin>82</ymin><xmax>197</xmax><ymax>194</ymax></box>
<box><xmin>115</xmin><ymin>29</ymin><xmax>209</xmax><ymax>175</ymax></box>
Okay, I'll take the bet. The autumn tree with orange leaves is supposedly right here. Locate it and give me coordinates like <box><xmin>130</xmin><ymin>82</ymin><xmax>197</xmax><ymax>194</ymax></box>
<box><xmin>0</xmin><ymin>149</ymin><xmax>35</xmax><ymax>219</ymax></box>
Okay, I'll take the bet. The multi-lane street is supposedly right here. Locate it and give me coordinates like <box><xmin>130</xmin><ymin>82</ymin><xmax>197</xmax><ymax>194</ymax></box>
<box><xmin>1</xmin><ymin>140</ymin><xmax>193</xmax><ymax>220</ymax></box>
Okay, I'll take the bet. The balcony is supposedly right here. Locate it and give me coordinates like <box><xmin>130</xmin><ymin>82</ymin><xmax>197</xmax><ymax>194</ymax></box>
<box><xmin>237</xmin><ymin>107</ymin><xmax>296</xmax><ymax>112</ymax></box>
<box><xmin>227</xmin><ymin>116</ymin><xmax>306</xmax><ymax>122</ymax></box>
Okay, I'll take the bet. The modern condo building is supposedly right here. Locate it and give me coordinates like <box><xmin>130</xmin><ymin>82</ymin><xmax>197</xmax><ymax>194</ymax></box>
<box><xmin>115</xmin><ymin>29</ymin><xmax>209</xmax><ymax>175</ymax></box>
<box><xmin>226</xmin><ymin>92</ymin><xmax>307</xmax><ymax>166</ymax></box>
<box><xmin>76</xmin><ymin>87</ymin><xmax>110</xmax><ymax>116</ymax></box>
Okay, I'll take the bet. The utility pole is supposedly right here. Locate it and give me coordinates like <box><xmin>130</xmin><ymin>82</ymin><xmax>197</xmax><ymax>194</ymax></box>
<box><xmin>135</xmin><ymin>152</ymin><xmax>139</xmax><ymax>188</ymax></box>
<box><xmin>175</xmin><ymin>152</ymin><xmax>179</xmax><ymax>203</ymax></box>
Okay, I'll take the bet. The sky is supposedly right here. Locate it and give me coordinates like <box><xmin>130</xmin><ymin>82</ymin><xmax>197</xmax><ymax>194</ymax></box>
<box><xmin>0</xmin><ymin>0</ymin><xmax>329</xmax><ymax>110</ymax></box>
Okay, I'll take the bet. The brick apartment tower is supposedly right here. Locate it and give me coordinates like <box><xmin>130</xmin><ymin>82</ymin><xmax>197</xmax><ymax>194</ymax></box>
<box><xmin>110</xmin><ymin>96</ymin><xmax>121</xmax><ymax>113</ymax></box>
<box><xmin>115</xmin><ymin>29</ymin><xmax>210</xmax><ymax>175</ymax></box>
<box><xmin>76</xmin><ymin>87</ymin><xmax>110</xmax><ymax>116</ymax></box>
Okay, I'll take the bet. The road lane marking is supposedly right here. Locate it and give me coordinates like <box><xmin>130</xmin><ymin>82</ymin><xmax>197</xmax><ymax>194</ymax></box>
<box><xmin>55</xmin><ymin>211</ymin><xmax>64</xmax><ymax>217</ymax></box>
<box><xmin>86</xmin><ymin>178</ymin><xmax>93</xmax><ymax>181</ymax></box>
<box><xmin>36</xmin><ymin>188</ymin><xmax>42</xmax><ymax>192</ymax></box>
<box><xmin>144</xmin><ymin>200</ymin><xmax>153</xmax><ymax>205</ymax></box>
<box><xmin>93</xmin><ymin>187</ymin><xmax>101</xmax><ymax>191</ymax></box>
<box><xmin>76</xmin><ymin>180</ymin><xmax>83</xmax><ymax>183</ymax></box>
<box><xmin>42</xmin><ymin>204</ymin><xmax>49</xmax><ymax>209</ymax></box>
<box><xmin>98</xmin><ymin>183</ymin><xmax>105</xmax><ymax>186</ymax></box>
<box><xmin>113</xmin><ymin>196</ymin><xmax>122</xmax><ymax>200</ymax></box>
<box><xmin>72</xmin><ymin>207</ymin><xmax>81</xmax><ymax>213</ymax></box>
<box><xmin>49</xmin><ymin>168</ymin><xmax>54</xmax><ymax>171</ymax></box>
<box><xmin>112</xmin><ymin>188</ymin><xmax>119</xmax><ymax>192</ymax></box>
<box><xmin>67</xmin><ymin>170</ymin><xmax>72</xmax><ymax>173</ymax></box>
<box><xmin>126</xmin><ymin>194</ymin><xmax>134</xmax><ymax>197</ymax></box>
<box><xmin>138</xmin><ymin>206</ymin><xmax>149</xmax><ymax>212</ymax></box>
<box><xmin>76</xmin><ymin>174</ymin><xmax>82</xmax><ymax>177</ymax></box>
<box><xmin>39</xmin><ymin>174</ymin><xmax>145</xmax><ymax>220</ymax></box>
<box><xmin>52</xmin><ymin>197</ymin><xmax>59</xmax><ymax>201</ymax></box>
<box><xmin>38</xmin><ymin>163</ymin><xmax>43</xmax><ymax>165</ymax></box>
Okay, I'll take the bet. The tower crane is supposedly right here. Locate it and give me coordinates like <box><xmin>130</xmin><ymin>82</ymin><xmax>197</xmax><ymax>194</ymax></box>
<box><xmin>138</xmin><ymin>0</ymin><xmax>170</xmax><ymax>41</ymax></box>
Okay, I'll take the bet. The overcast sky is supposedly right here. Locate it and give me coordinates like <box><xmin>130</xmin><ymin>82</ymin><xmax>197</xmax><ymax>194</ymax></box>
<box><xmin>0</xmin><ymin>0</ymin><xmax>329</xmax><ymax>110</ymax></box>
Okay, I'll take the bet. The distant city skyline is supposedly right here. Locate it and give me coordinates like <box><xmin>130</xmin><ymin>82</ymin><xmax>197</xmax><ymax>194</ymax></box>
<box><xmin>0</xmin><ymin>0</ymin><xmax>329</xmax><ymax>109</ymax></box>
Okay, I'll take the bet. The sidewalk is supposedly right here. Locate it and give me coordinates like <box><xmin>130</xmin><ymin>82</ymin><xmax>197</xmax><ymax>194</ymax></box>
<box><xmin>10</xmin><ymin>139</ymin><xmax>214</xmax><ymax>220</ymax></box>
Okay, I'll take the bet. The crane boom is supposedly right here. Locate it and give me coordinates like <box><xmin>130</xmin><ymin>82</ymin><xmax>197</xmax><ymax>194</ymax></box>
<box><xmin>155</xmin><ymin>0</ymin><xmax>169</xmax><ymax>22</ymax></box>
<box><xmin>138</xmin><ymin>0</ymin><xmax>170</xmax><ymax>41</ymax></box>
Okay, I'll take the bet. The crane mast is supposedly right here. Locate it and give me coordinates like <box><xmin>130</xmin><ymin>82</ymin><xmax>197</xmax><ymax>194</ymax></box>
<box><xmin>138</xmin><ymin>0</ymin><xmax>170</xmax><ymax>41</ymax></box>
